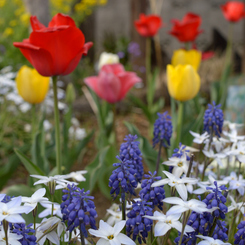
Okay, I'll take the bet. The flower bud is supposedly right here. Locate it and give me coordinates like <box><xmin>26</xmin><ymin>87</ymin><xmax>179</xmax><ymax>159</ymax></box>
<box><xmin>66</xmin><ymin>83</ymin><xmax>76</xmax><ymax>104</ymax></box>
<box><xmin>167</xmin><ymin>64</ymin><xmax>200</xmax><ymax>102</ymax></box>
<box><xmin>16</xmin><ymin>65</ymin><xmax>50</xmax><ymax>104</ymax></box>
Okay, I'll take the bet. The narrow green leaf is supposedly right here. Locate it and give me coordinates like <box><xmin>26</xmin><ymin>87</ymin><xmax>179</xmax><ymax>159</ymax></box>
<box><xmin>14</xmin><ymin>149</ymin><xmax>45</xmax><ymax>176</ymax></box>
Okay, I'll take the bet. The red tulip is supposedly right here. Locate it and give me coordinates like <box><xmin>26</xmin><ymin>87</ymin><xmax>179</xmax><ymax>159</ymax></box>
<box><xmin>169</xmin><ymin>13</ymin><xmax>202</xmax><ymax>42</ymax></box>
<box><xmin>13</xmin><ymin>13</ymin><xmax>93</xmax><ymax>77</ymax></box>
<box><xmin>134</xmin><ymin>13</ymin><xmax>163</xmax><ymax>37</ymax></box>
<box><xmin>221</xmin><ymin>1</ymin><xmax>245</xmax><ymax>22</ymax></box>
<box><xmin>84</xmin><ymin>64</ymin><xmax>142</xmax><ymax>103</ymax></box>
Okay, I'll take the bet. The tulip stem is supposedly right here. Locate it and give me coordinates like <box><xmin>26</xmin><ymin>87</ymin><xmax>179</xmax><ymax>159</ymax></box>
<box><xmin>176</xmin><ymin>101</ymin><xmax>184</xmax><ymax>148</ymax></box>
<box><xmin>52</xmin><ymin>76</ymin><xmax>62</xmax><ymax>175</ymax></box>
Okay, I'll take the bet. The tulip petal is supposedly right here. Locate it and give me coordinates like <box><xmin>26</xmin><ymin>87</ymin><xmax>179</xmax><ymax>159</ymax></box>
<box><xmin>30</xmin><ymin>16</ymin><xmax>46</xmax><ymax>31</ymax></box>
<box><xmin>118</xmin><ymin>72</ymin><xmax>141</xmax><ymax>100</ymax></box>
<box><xmin>48</xmin><ymin>13</ymin><xmax>76</xmax><ymax>27</ymax></box>
<box><xmin>29</xmin><ymin>26</ymin><xmax>85</xmax><ymax>76</ymax></box>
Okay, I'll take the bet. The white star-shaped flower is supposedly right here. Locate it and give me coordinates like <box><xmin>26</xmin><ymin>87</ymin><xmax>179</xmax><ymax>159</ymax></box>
<box><xmin>143</xmin><ymin>211</ymin><xmax>194</xmax><ymax>237</ymax></box>
<box><xmin>63</xmin><ymin>171</ymin><xmax>87</xmax><ymax>182</ymax></box>
<box><xmin>163</xmin><ymin>156</ymin><xmax>189</xmax><ymax>177</ymax></box>
<box><xmin>196</xmin><ymin>235</ymin><xmax>231</xmax><ymax>244</ymax></box>
<box><xmin>89</xmin><ymin>220</ymin><xmax>135</xmax><ymax>245</ymax></box>
<box><xmin>0</xmin><ymin>228</ymin><xmax>22</xmax><ymax>245</ymax></box>
<box><xmin>151</xmin><ymin>171</ymin><xmax>198</xmax><ymax>201</ymax></box>
<box><xmin>189</xmin><ymin>131</ymin><xmax>209</xmax><ymax>144</ymax></box>
<box><xmin>22</xmin><ymin>188</ymin><xmax>49</xmax><ymax>211</ymax></box>
<box><xmin>0</xmin><ymin>196</ymin><xmax>32</xmax><ymax>223</ymax></box>
<box><xmin>163</xmin><ymin>197</ymin><xmax>217</xmax><ymax>215</ymax></box>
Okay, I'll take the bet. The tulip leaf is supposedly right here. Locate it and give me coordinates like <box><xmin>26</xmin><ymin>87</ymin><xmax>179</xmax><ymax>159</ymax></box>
<box><xmin>14</xmin><ymin>149</ymin><xmax>45</xmax><ymax>176</ymax></box>
<box><xmin>84</xmin><ymin>146</ymin><xmax>111</xmax><ymax>192</ymax></box>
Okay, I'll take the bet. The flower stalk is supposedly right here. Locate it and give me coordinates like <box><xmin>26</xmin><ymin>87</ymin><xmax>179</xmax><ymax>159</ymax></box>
<box><xmin>176</xmin><ymin>101</ymin><xmax>184</xmax><ymax>147</ymax></box>
<box><xmin>52</xmin><ymin>76</ymin><xmax>62</xmax><ymax>175</ymax></box>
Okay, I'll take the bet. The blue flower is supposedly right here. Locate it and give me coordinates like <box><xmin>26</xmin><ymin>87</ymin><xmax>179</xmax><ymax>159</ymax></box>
<box><xmin>61</xmin><ymin>185</ymin><xmax>97</xmax><ymax>236</ymax></box>
<box><xmin>109</xmin><ymin>157</ymin><xmax>137</xmax><ymax>200</ymax></box>
<box><xmin>175</xmin><ymin>182</ymin><xmax>228</xmax><ymax>243</ymax></box>
<box><xmin>11</xmin><ymin>223</ymin><xmax>37</xmax><ymax>245</ymax></box>
<box><xmin>153</xmin><ymin>112</ymin><xmax>172</xmax><ymax>148</ymax></box>
<box><xmin>234</xmin><ymin>221</ymin><xmax>245</xmax><ymax>244</ymax></box>
<box><xmin>126</xmin><ymin>200</ymin><xmax>153</xmax><ymax>244</ymax></box>
<box><xmin>128</xmin><ymin>42</ymin><xmax>141</xmax><ymax>57</ymax></box>
<box><xmin>203</xmin><ymin>102</ymin><xmax>224</xmax><ymax>137</ymax></box>
<box><xmin>139</xmin><ymin>171</ymin><xmax>165</xmax><ymax>210</ymax></box>
<box><xmin>119</xmin><ymin>134</ymin><xmax>143</xmax><ymax>183</ymax></box>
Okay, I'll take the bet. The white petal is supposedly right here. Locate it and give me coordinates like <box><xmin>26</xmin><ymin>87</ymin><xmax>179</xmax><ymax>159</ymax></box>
<box><xmin>176</xmin><ymin>184</ymin><xmax>188</xmax><ymax>201</ymax></box>
<box><xmin>151</xmin><ymin>179</ymin><xmax>169</xmax><ymax>187</ymax></box>
<box><xmin>167</xmin><ymin>205</ymin><xmax>188</xmax><ymax>215</ymax></box>
<box><xmin>113</xmin><ymin>221</ymin><xmax>126</xmax><ymax>236</ymax></box>
<box><xmin>47</xmin><ymin>231</ymin><xmax>59</xmax><ymax>245</ymax></box>
<box><xmin>5</xmin><ymin>214</ymin><xmax>25</xmax><ymax>223</ymax></box>
<box><xmin>163</xmin><ymin>197</ymin><xmax>183</xmax><ymax>205</ymax></box>
<box><xmin>97</xmin><ymin>238</ymin><xmax>109</xmax><ymax>245</ymax></box>
<box><xmin>32</xmin><ymin>188</ymin><xmax>46</xmax><ymax>200</ymax></box>
<box><xmin>116</xmin><ymin>233</ymin><xmax>136</xmax><ymax>245</ymax></box>
<box><xmin>154</xmin><ymin>222</ymin><xmax>170</xmax><ymax>236</ymax></box>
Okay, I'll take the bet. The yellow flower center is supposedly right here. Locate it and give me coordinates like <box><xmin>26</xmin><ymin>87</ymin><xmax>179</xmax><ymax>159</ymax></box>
<box><xmin>2</xmin><ymin>211</ymin><xmax>8</xmax><ymax>215</ymax></box>
<box><xmin>166</xmin><ymin>220</ymin><xmax>172</xmax><ymax>224</ymax></box>
<box><xmin>177</xmin><ymin>162</ymin><xmax>183</xmax><ymax>167</ymax></box>
<box><xmin>107</xmin><ymin>235</ymin><xmax>114</xmax><ymax>240</ymax></box>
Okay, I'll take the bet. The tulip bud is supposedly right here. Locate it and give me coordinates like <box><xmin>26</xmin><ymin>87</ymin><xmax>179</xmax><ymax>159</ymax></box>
<box><xmin>66</xmin><ymin>83</ymin><xmax>76</xmax><ymax>104</ymax></box>
<box><xmin>16</xmin><ymin>65</ymin><xmax>50</xmax><ymax>104</ymax></box>
<box><xmin>171</xmin><ymin>49</ymin><xmax>201</xmax><ymax>71</ymax></box>
<box><xmin>98</xmin><ymin>52</ymin><xmax>119</xmax><ymax>70</ymax></box>
<box><xmin>167</xmin><ymin>64</ymin><xmax>200</xmax><ymax>102</ymax></box>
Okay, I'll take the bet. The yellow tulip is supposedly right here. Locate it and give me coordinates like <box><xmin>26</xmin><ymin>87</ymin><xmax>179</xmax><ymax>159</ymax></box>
<box><xmin>16</xmin><ymin>65</ymin><xmax>50</xmax><ymax>104</ymax></box>
<box><xmin>171</xmin><ymin>49</ymin><xmax>201</xmax><ymax>71</ymax></box>
<box><xmin>167</xmin><ymin>64</ymin><xmax>200</xmax><ymax>102</ymax></box>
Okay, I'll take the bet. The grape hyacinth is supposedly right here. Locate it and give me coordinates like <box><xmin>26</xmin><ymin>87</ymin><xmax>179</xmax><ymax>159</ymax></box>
<box><xmin>139</xmin><ymin>171</ymin><xmax>165</xmax><ymax>210</ymax></box>
<box><xmin>109</xmin><ymin>157</ymin><xmax>137</xmax><ymax>200</ymax></box>
<box><xmin>10</xmin><ymin>223</ymin><xmax>37</xmax><ymax>245</ymax></box>
<box><xmin>234</xmin><ymin>221</ymin><xmax>245</xmax><ymax>244</ymax></box>
<box><xmin>119</xmin><ymin>134</ymin><xmax>143</xmax><ymax>183</ymax></box>
<box><xmin>204</xmin><ymin>182</ymin><xmax>228</xmax><ymax>220</ymax></box>
<box><xmin>176</xmin><ymin>182</ymin><xmax>228</xmax><ymax>244</ymax></box>
<box><xmin>153</xmin><ymin>112</ymin><xmax>173</xmax><ymax>148</ymax></box>
<box><xmin>203</xmin><ymin>102</ymin><xmax>224</xmax><ymax>138</ymax></box>
<box><xmin>126</xmin><ymin>200</ymin><xmax>153</xmax><ymax>244</ymax></box>
<box><xmin>61</xmin><ymin>184</ymin><xmax>97</xmax><ymax>238</ymax></box>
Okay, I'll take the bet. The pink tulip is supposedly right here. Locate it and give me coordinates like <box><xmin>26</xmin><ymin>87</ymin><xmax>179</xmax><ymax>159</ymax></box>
<box><xmin>84</xmin><ymin>64</ymin><xmax>142</xmax><ymax>103</ymax></box>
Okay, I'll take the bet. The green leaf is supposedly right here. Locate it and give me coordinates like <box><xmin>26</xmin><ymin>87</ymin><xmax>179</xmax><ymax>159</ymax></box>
<box><xmin>129</xmin><ymin>95</ymin><xmax>152</xmax><ymax>121</ymax></box>
<box><xmin>6</xmin><ymin>184</ymin><xmax>34</xmax><ymax>197</ymax></box>
<box><xmin>14</xmin><ymin>149</ymin><xmax>45</xmax><ymax>176</ymax></box>
<box><xmin>85</xmin><ymin>146</ymin><xmax>111</xmax><ymax>192</ymax></box>
<box><xmin>124</xmin><ymin>121</ymin><xmax>140</xmax><ymax>135</ymax></box>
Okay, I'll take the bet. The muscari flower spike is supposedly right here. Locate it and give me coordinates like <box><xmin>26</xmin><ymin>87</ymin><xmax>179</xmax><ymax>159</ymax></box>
<box><xmin>139</xmin><ymin>171</ymin><xmax>165</xmax><ymax>210</ymax></box>
<box><xmin>203</xmin><ymin>102</ymin><xmax>224</xmax><ymax>137</ymax></box>
<box><xmin>119</xmin><ymin>134</ymin><xmax>144</xmax><ymax>183</ymax></box>
<box><xmin>175</xmin><ymin>182</ymin><xmax>228</xmax><ymax>244</ymax></box>
<box><xmin>234</xmin><ymin>221</ymin><xmax>245</xmax><ymax>244</ymax></box>
<box><xmin>10</xmin><ymin>223</ymin><xmax>37</xmax><ymax>245</ymax></box>
<box><xmin>126</xmin><ymin>200</ymin><xmax>153</xmax><ymax>244</ymax></box>
<box><xmin>61</xmin><ymin>184</ymin><xmax>97</xmax><ymax>237</ymax></box>
<box><xmin>109</xmin><ymin>157</ymin><xmax>138</xmax><ymax>200</ymax></box>
<box><xmin>153</xmin><ymin>112</ymin><xmax>173</xmax><ymax>148</ymax></box>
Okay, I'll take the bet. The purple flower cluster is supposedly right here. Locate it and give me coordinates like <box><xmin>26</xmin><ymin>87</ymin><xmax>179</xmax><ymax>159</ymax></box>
<box><xmin>204</xmin><ymin>182</ymin><xmax>228</xmax><ymax>219</ymax></box>
<box><xmin>61</xmin><ymin>184</ymin><xmax>97</xmax><ymax>237</ymax></box>
<box><xmin>175</xmin><ymin>182</ymin><xmax>228</xmax><ymax>244</ymax></box>
<box><xmin>10</xmin><ymin>223</ymin><xmax>37</xmax><ymax>245</ymax></box>
<box><xmin>153</xmin><ymin>112</ymin><xmax>173</xmax><ymax>148</ymax></box>
<box><xmin>203</xmin><ymin>102</ymin><xmax>224</xmax><ymax>137</ymax></box>
<box><xmin>139</xmin><ymin>171</ymin><xmax>165</xmax><ymax>210</ymax></box>
<box><xmin>109</xmin><ymin>157</ymin><xmax>137</xmax><ymax>200</ymax></box>
<box><xmin>119</xmin><ymin>134</ymin><xmax>143</xmax><ymax>183</ymax></box>
<box><xmin>235</xmin><ymin>221</ymin><xmax>245</xmax><ymax>244</ymax></box>
<box><xmin>126</xmin><ymin>200</ymin><xmax>153</xmax><ymax>244</ymax></box>
<box><xmin>128</xmin><ymin>42</ymin><xmax>141</xmax><ymax>57</ymax></box>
